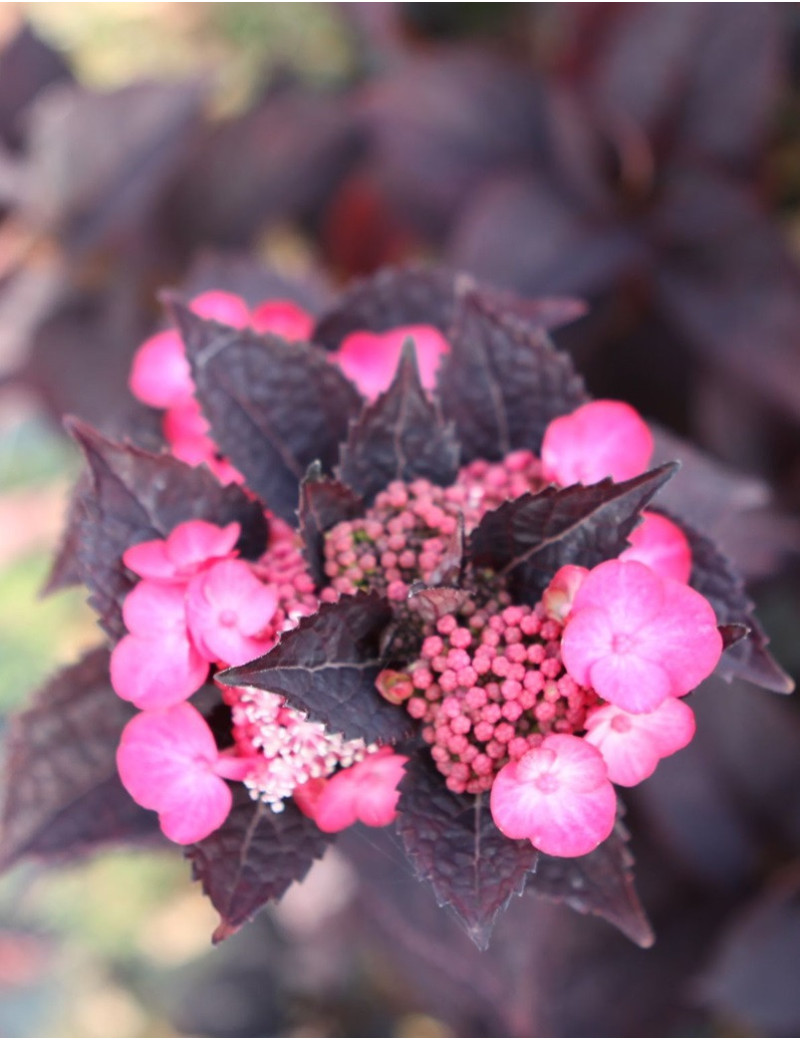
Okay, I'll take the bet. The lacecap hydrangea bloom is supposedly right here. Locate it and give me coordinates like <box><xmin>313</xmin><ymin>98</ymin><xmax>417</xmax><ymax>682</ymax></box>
<box><xmin>2</xmin><ymin>268</ymin><xmax>791</xmax><ymax>949</ymax></box>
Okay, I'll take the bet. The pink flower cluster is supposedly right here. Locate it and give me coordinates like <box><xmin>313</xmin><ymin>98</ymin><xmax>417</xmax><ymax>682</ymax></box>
<box><xmin>116</xmin><ymin>304</ymin><xmax>722</xmax><ymax>862</ymax></box>
<box><xmin>112</xmin><ymin>516</ymin><xmax>407</xmax><ymax>844</ymax></box>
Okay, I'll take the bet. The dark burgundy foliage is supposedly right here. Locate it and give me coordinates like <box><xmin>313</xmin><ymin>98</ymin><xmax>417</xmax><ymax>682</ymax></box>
<box><xmin>337</xmin><ymin>341</ymin><xmax>460</xmax><ymax>502</ymax></box>
<box><xmin>173</xmin><ymin>304</ymin><xmax>362</xmax><ymax>523</ymax></box>
<box><xmin>298</xmin><ymin>465</ymin><xmax>365</xmax><ymax>589</ymax></box>
<box><xmin>187</xmin><ymin>786</ymin><xmax>333</xmax><ymax>943</ymax></box>
<box><xmin>65</xmin><ymin>418</ymin><xmax>267</xmax><ymax>639</ymax></box>
<box><xmin>0</xmin><ymin>648</ymin><xmax>159</xmax><ymax>869</ymax></box>
<box><xmin>0</xmin><ymin>24</ymin><xmax>72</xmax><ymax>151</ymax></box>
<box><xmin>220</xmin><ymin>593</ymin><xmax>412</xmax><ymax>745</ymax></box>
<box><xmin>437</xmin><ymin>287</ymin><xmax>588</xmax><ymax>463</ymax></box>
<box><xmin>469</xmin><ymin>464</ymin><xmax>677</xmax><ymax>601</ymax></box>
<box><xmin>396</xmin><ymin>750</ymin><xmax>539</xmax><ymax>950</ymax></box>
<box><xmin>683</xmin><ymin>523</ymin><xmax>794</xmax><ymax>693</ymax></box>
<box><xmin>531</xmin><ymin>820</ymin><xmax>654</xmax><ymax>949</ymax></box>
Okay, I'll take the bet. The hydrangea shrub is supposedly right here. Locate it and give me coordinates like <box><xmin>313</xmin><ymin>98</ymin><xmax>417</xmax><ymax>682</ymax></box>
<box><xmin>2</xmin><ymin>267</ymin><xmax>791</xmax><ymax>950</ymax></box>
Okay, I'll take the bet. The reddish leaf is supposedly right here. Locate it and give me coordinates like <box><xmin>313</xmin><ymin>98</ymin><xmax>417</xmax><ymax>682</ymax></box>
<box><xmin>396</xmin><ymin>750</ymin><xmax>539</xmax><ymax>950</ymax></box>
<box><xmin>219</xmin><ymin>593</ymin><xmax>412</xmax><ymax>745</ymax></box>
<box><xmin>65</xmin><ymin>418</ymin><xmax>268</xmax><ymax>639</ymax></box>
<box><xmin>187</xmin><ymin>786</ymin><xmax>332</xmax><ymax>942</ymax></box>
<box><xmin>337</xmin><ymin>340</ymin><xmax>460</xmax><ymax>502</ymax></box>
<box><xmin>469</xmin><ymin>464</ymin><xmax>677</xmax><ymax>603</ymax></box>
<box><xmin>438</xmin><ymin>288</ymin><xmax>588</xmax><ymax>462</ymax></box>
<box><xmin>297</xmin><ymin>464</ymin><xmax>365</xmax><ymax>589</ymax></box>
<box><xmin>530</xmin><ymin>819</ymin><xmax>654</xmax><ymax>947</ymax></box>
<box><xmin>0</xmin><ymin>647</ymin><xmax>158</xmax><ymax>868</ymax></box>
<box><xmin>173</xmin><ymin>305</ymin><xmax>362</xmax><ymax>523</ymax></box>
<box><xmin>683</xmin><ymin>523</ymin><xmax>793</xmax><ymax>693</ymax></box>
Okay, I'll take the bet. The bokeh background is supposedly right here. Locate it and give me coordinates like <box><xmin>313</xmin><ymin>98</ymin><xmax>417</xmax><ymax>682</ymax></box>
<box><xmin>3</xmin><ymin>3</ymin><xmax>800</xmax><ymax>1036</ymax></box>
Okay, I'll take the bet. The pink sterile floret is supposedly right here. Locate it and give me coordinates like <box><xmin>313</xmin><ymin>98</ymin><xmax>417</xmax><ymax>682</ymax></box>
<box><xmin>584</xmin><ymin>697</ymin><xmax>696</xmax><ymax>786</ymax></box>
<box><xmin>110</xmin><ymin>581</ymin><xmax>208</xmax><ymax>709</ymax></box>
<box><xmin>250</xmin><ymin>299</ymin><xmax>314</xmax><ymax>340</ymax></box>
<box><xmin>123</xmin><ymin>520</ymin><xmax>240</xmax><ymax>582</ymax></box>
<box><xmin>294</xmin><ymin>747</ymin><xmax>409</xmax><ymax>833</ymax></box>
<box><xmin>332</xmin><ymin>325</ymin><xmax>450</xmax><ymax>401</ymax></box>
<box><xmin>185</xmin><ymin>558</ymin><xmax>278</xmax><ymax>666</ymax></box>
<box><xmin>561</xmin><ymin>559</ymin><xmax>723</xmax><ymax>714</ymax></box>
<box><xmin>490</xmin><ymin>733</ymin><xmax>616</xmax><ymax>857</ymax></box>
<box><xmin>117</xmin><ymin>702</ymin><xmax>251</xmax><ymax>845</ymax></box>
<box><xmin>619</xmin><ymin>510</ymin><xmax>692</xmax><ymax>584</ymax></box>
<box><xmin>189</xmin><ymin>290</ymin><xmax>250</xmax><ymax>328</ymax></box>
<box><xmin>541</xmin><ymin>400</ymin><xmax>654</xmax><ymax>486</ymax></box>
<box><xmin>162</xmin><ymin>399</ymin><xmax>244</xmax><ymax>485</ymax></box>
<box><xmin>129</xmin><ymin>329</ymin><xmax>193</xmax><ymax>409</ymax></box>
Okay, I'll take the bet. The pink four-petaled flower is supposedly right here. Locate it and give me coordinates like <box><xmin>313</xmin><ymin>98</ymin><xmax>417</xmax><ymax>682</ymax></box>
<box><xmin>490</xmin><ymin>734</ymin><xmax>617</xmax><ymax>857</ymax></box>
<box><xmin>561</xmin><ymin>559</ymin><xmax>722</xmax><ymax>714</ymax></box>
<box><xmin>333</xmin><ymin>324</ymin><xmax>450</xmax><ymax>401</ymax></box>
<box><xmin>541</xmin><ymin>399</ymin><xmax>654</xmax><ymax>486</ymax></box>
<box><xmin>117</xmin><ymin>703</ymin><xmax>252</xmax><ymax>844</ymax></box>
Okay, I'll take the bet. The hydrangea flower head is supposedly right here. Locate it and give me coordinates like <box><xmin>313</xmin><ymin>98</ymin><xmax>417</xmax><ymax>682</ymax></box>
<box><xmin>17</xmin><ymin>267</ymin><xmax>789</xmax><ymax>953</ymax></box>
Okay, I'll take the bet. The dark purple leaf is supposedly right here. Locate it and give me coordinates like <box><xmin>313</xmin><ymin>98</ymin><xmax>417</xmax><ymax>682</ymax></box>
<box><xmin>173</xmin><ymin>305</ymin><xmax>362</xmax><ymax>523</ymax></box>
<box><xmin>719</xmin><ymin>624</ymin><xmax>748</xmax><ymax>650</ymax></box>
<box><xmin>683</xmin><ymin>522</ymin><xmax>793</xmax><ymax>693</ymax></box>
<box><xmin>450</xmin><ymin>171</ymin><xmax>642</xmax><ymax>298</ymax></box>
<box><xmin>361</xmin><ymin>50</ymin><xmax>547</xmax><ymax>236</ymax></box>
<box><xmin>65</xmin><ymin>418</ymin><xmax>268</xmax><ymax>639</ymax></box>
<box><xmin>165</xmin><ymin>83</ymin><xmax>362</xmax><ymax>253</ymax></box>
<box><xmin>438</xmin><ymin>288</ymin><xmax>588</xmax><ymax>462</ymax></box>
<box><xmin>0</xmin><ymin>647</ymin><xmax>158</xmax><ymax>868</ymax></box>
<box><xmin>298</xmin><ymin>464</ymin><xmax>365</xmax><ymax>589</ymax></box>
<box><xmin>407</xmin><ymin>585</ymin><xmax>472</xmax><ymax>627</ymax></box>
<box><xmin>313</xmin><ymin>266</ymin><xmax>461</xmax><ymax>349</ymax></box>
<box><xmin>337</xmin><ymin>340</ymin><xmax>460</xmax><ymax>502</ymax></box>
<box><xmin>655</xmin><ymin>168</ymin><xmax>800</xmax><ymax>419</ymax></box>
<box><xmin>469</xmin><ymin>464</ymin><xmax>677</xmax><ymax>603</ymax></box>
<box><xmin>396</xmin><ymin>750</ymin><xmax>538</xmax><ymax>950</ymax></box>
<box><xmin>11</xmin><ymin>80</ymin><xmax>205</xmax><ymax>253</ymax></box>
<box><xmin>187</xmin><ymin>786</ymin><xmax>332</xmax><ymax>943</ymax></box>
<box><xmin>700</xmin><ymin>873</ymin><xmax>800</xmax><ymax>1035</ymax></box>
<box><xmin>313</xmin><ymin>264</ymin><xmax>583</xmax><ymax>351</ymax></box>
<box><xmin>530</xmin><ymin>819</ymin><xmax>654</xmax><ymax>947</ymax></box>
<box><xmin>219</xmin><ymin>593</ymin><xmax>411</xmax><ymax>745</ymax></box>
<box><xmin>0</xmin><ymin>23</ymin><xmax>72</xmax><ymax>151</ymax></box>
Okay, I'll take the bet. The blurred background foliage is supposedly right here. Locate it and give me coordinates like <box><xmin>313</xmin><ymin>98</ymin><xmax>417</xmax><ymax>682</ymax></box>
<box><xmin>3</xmin><ymin>2</ymin><xmax>800</xmax><ymax>1036</ymax></box>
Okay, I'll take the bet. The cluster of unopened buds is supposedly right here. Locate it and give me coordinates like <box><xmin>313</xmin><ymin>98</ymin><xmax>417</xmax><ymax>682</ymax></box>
<box><xmin>111</xmin><ymin>286</ymin><xmax>724</xmax><ymax>860</ymax></box>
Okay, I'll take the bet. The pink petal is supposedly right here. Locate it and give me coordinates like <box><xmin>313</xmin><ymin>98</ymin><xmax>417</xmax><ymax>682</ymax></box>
<box><xmin>620</xmin><ymin>511</ymin><xmax>692</xmax><ymax>583</ymax></box>
<box><xmin>123</xmin><ymin>539</ymin><xmax>175</xmax><ymax>581</ymax></box>
<box><xmin>541</xmin><ymin>400</ymin><xmax>653</xmax><ymax>486</ymax></box>
<box><xmin>571</xmin><ymin>559</ymin><xmax>665</xmax><ymax>633</ymax></box>
<box><xmin>350</xmin><ymin>749</ymin><xmax>408</xmax><ymax>827</ymax></box>
<box><xmin>163</xmin><ymin>399</ymin><xmax>209</xmax><ymax>446</ymax></box>
<box><xmin>185</xmin><ymin>559</ymin><xmax>277</xmax><ymax>665</ymax></box>
<box><xmin>250</xmin><ymin>299</ymin><xmax>314</xmax><ymax>340</ymax></box>
<box><xmin>190</xmin><ymin>290</ymin><xmax>249</xmax><ymax>328</ymax></box>
<box><xmin>129</xmin><ymin>330</ymin><xmax>193</xmax><ymax>408</ymax></box>
<box><xmin>309</xmin><ymin>772</ymin><xmax>360</xmax><ymax>833</ymax></box>
<box><xmin>490</xmin><ymin>735</ymin><xmax>616</xmax><ymax>857</ymax></box>
<box><xmin>588</xmin><ymin>650</ymin><xmax>674</xmax><ymax>714</ymax></box>
<box><xmin>333</xmin><ymin>325</ymin><xmax>450</xmax><ymax>401</ymax></box>
<box><xmin>110</xmin><ymin>632</ymin><xmax>209</xmax><ymax>709</ymax></box>
<box><xmin>116</xmin><ymin>704</ymin><xmax>232</xmax><ymax>844</ymax></box>
<box><xmin>121</xmin><ymin>581</ymin><xmax>187</xmax><ymax>637</ymax></box>
<box><xmin>166</xmin><ymin>520</ymin><xmax>240</xmax><ymax>573</ymax></box>
<box><xmin>584</xmin><ymin>699</ymin><xmax>695</xmax><ymax>786</ymax></box>
<box><xmin>634</xmin><ymin>579</ymin><xmax>723</xmax><ymax>694</ymax></box>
